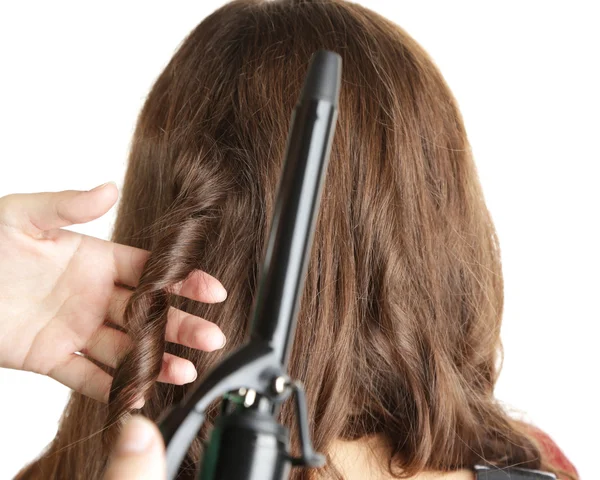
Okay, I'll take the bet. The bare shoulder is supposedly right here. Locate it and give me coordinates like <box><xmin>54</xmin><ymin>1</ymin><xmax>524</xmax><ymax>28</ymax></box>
<box><xmin>418</xmin><ymin>469</ymin><xmax>475</xmax><ymax>480</ymax></box>
<box><xmin>328</xmin><ymin>437</ymin><xmax>475</xmax><ymax>480</ymax></box>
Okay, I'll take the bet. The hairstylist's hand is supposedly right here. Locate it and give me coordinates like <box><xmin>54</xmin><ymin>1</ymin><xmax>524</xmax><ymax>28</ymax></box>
<box><xmin>0</xmin><ymin>183</ymin><xmax>227</xmax><ymax>405</ymax></box>
<box><xmin>104</xmin><ymin>415</ymin><xmax>166</xmax><ymax>480</ymax></box>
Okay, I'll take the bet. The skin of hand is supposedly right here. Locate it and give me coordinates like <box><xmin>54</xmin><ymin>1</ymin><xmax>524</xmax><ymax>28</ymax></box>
<box><xmin>0</xmin><ymin>182</ymin><xmax>227</xmax><ymax>406</ymax></box>
<box><xmin>104</xmin><ymin>415</ymin><xmax>167</xmax><ymax>480</ymax></box>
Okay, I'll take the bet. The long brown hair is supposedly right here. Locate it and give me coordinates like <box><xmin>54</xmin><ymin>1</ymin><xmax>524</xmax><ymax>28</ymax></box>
<box><xmin>18</xmin><ymin>0</ymin><xmax>574</xmax><ymax>478</ymax></box>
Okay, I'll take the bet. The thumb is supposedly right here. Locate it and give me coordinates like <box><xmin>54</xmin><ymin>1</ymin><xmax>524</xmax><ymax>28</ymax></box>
<box><xmin>104</xmin><ymin>416</ymin><xmax>166</xmax><ymax>480</ymax></box>
<box><xmin>0</xmin><ymin>182</ymin><xmax>118</xmax><ymax>236</ymax></box>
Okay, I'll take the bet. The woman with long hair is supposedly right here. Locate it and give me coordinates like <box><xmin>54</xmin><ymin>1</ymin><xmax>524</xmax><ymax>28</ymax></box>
<box><xmin>17</xmin><ymin>0</ymin><xmax>577</xmax><ymax>478</ymax></box>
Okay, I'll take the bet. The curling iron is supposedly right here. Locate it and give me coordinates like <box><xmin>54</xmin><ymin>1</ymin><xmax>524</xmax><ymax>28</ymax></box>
<box><xmin>157</xmin><ymin>49</ymin><xmax>342</xmax><ymax>480</ymax></box>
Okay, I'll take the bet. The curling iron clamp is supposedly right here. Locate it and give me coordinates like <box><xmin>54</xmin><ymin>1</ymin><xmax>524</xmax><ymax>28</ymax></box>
<box><xmin>157</xmin><ymin>49</ymin><xmax>342</xmax><ymax>480</ymax></box>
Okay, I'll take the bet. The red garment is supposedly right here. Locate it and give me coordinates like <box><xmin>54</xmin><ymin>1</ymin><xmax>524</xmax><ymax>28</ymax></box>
<box><xmin>527</xmin><ymin>424</ymin><xmax>578</xmax><ymax>479</ymax></box>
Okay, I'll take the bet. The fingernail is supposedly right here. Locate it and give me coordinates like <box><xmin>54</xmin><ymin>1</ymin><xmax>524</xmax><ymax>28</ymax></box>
<box><xmin>213</xmin><ymin>285</ymin><xmax>228</xmax><ymax>302</ymax></box>
<box><xmin>133</xmin><ymin>397</ymin><xmax>145</xmax><ymax>409</ymax></box>
<box><xmin>206</xmin><ymin>331</ymin><xmax>226</xmax><ymax>351</ymax></box>
<box><xmin>187</xmin><ymin>364</ymin><xmax>198</xmax><ymax>383</ymax></box>
<box><xmin>115</xmin><ymin>416</ymin><xmax>154</xmax><ymax>454</ymax></box>
<box><xmin>90</xmin><ymin>181</ymin><xmax>116</xmax><ymax>192</ymax></box>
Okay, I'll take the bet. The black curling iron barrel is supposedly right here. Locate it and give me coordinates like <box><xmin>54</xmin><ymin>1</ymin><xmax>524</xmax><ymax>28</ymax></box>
<box><xmin>157</xmin><ymin>49</ymin><xmax>342</xmax><ymax>480</ymax></box>
<box><xmin>250</xmin><ymin>49</ymin><xmax>342</xmax><ymax>367</ymax></box>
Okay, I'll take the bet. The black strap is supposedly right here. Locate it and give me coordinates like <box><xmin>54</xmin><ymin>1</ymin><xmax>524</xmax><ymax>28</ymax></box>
<box><xmin>474</xmin><ymin>465</ymin><xmax>557</xmax><ymax>479</ymax></box>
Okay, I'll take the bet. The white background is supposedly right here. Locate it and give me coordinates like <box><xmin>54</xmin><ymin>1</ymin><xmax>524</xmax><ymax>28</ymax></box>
<box><xmin>0</xmin><ymin>1</ymin><xmax>597</xmax><ymax>478</ymax></box>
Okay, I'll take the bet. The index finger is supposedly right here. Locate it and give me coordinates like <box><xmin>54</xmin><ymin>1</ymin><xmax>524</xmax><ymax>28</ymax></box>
<box><xmin>111</xmin><ymin>242</ymin><xmax>150</xmax><ymax>288</ymax></box>
<box><xmin>111</xmin><ymin>242</ymin><xmax>227</xmax><ymax>303</ymax></box>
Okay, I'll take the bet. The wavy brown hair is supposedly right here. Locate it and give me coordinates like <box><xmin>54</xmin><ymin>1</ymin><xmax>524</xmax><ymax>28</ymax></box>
<box><xmin>18</xmin><ymin>0</ymin><xmax>575</xmax><ymax>479</ymax></box>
